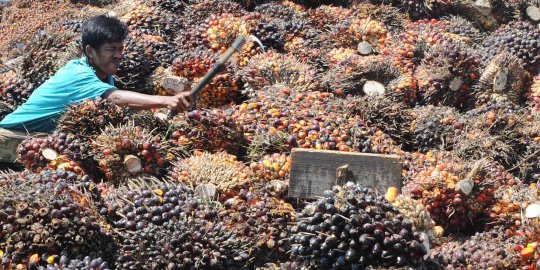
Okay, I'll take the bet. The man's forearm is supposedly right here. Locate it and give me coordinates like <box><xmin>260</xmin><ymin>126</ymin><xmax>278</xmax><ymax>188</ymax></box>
<box><xmin>105</xmin><ymin>90</ymin><xmax>168</xmax><ymax>110</ymax></box>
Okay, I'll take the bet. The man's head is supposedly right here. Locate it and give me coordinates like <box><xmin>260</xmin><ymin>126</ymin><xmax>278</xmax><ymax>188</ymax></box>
<box><xmin>82</xmin><ymin>14</ymin><xmax>128</xmax><ymax>76</ymax></box>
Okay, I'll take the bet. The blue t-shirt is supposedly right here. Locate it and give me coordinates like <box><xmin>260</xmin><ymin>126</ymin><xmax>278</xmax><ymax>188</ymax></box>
<box><xmin>0</xmin><ymin>57</ymin><xmax>116</xmax><ymax>133</ymax></box>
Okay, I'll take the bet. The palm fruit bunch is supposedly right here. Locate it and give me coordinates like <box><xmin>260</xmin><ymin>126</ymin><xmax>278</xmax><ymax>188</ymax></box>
<box><xmin>114</xmin><ymin>205</ymin><xmax>253</xmax><ymax>269</ymax></box>
<box><xmin>56</xmin><ymin>98</ymin><xmax>128</xmax><ymax>138</ymax></box>
<box><xmin>17</xmin><ymin>131</ymin><xmax>94</xmax><ymax>175</ymax></box>
<box><xmin>526</xmin><ymin>75</ymin><xmax>540</xmax><ymax>110</ymax></box>
<box><xmin>169</xmin><ymin>152</ymin><xmax>251</xmax><ymax>200</ymax></box>
<box><xmin>91</xmin><ymin>123</ymin><xmax>172</xmax><ymax>183</ymax></box>
<box><xmin>461</xmin><ymin>100</ymin><xmax>525</xmax><ymax>138</ymax></box>
<box><xmin>474</xmin><ymin>53</ymin><xmax>531</xmax><ymax>105</ymax></box>
<box><xmin>200</xmin><ymin>13</ymin><xmax>257</xmax><ymax>64</ymax></box>
<box><xmin>409</xmin><ymin>106</ymin><xmax>462</xmax><ymax>152</ymax></box>
<box><xmin>480</xmin><ymin>21</ymin><xmax>540</xmax><ymax>72</ymax></box>
<box><xmin>38</xmin><ymin>255</ymin><xmax>111</xmax><ymax>270</ymax></box>
<box><xmin>350</xmin><ymin>3</ymin><xmax>407</xmax><ymax>33</ymax></box>
<box><xmin>254</xmin><ymin>2</ymin><xmax>304</xmax><ymax>22</ymax></box>
<box><xmin>441</xmin><ymin>16</ymin><xmax>484</xmax><ymax>44</ymax></box>
<box><xmin>148</xmin><ymin>0</ymin><xmax>185</xmax><ymax>14</ymax></box>
<box><xmin>120</xmin><ymin>1</ymin><xmax>178</xmax><ymax>37</ymax></box>
<box><xmin>141</xmin><ymin>35</ymin><xmax>178</xmax><ymax>69</ymax></box>
<box><xmin>0</xmin><ymin>101</ymin><xmax>13</xmax><ymax>121</ymax></box>
<box><xmin>0</xmin><ymin>76</ymin><xmax>35</xmax><ymax>107</ymax></box>
<box><xmin>218</xmin><ymin>189</ymin><xmax>296</xmax><ymax>265</ymax></box>
<box><xmin>169</xmin><ymin>109</ymin><xmax>245</xmax><ymax>155</ymax></box>
<box><xmin>193</xmin><ymin>67</ymin><xmax>243</xmax><ymax>107</ymax></box>
<box><xmin>327</xmin><ymin>47</ymin><xmax>359</xmax><ymax>66</ymax></box>
<box><xmin>181</xmin><ymin>0</ymin><xmax>246</xmax><ymax>29</ymax></box>
<box><xmin>102</xmin><ymin>178</ymin><xmax>193</xmax><ymax>230</ymax></box>
<box><xmin>391</xmin><ymin>195</ymin><xmax>437</xmax><ymax>237</ymax></box>
<box><xmin>486</xmin><ymin>183</ymin><xmax>538</xmax><ymax>230</ymax></box>
<box><xmin>115</xmin><ymin>38</ymin><xmax>152</xmax><ymax>93</ymax></box>
<box><xmin>249</xmin><ymin>153</ymin><xmax>291</xmax><ymax>182</ymax></box>
<box><xmin>246</xmin><ymin>129</ymin><xmax>291</xmax><ymax>162</ymax></box>
<box><xmin>347</xmin><ymin>18</ymin><xmax>390</xmax><ymax>53</ymax></box>
<box><xmin>431</xmin><ymin>226</ymin><xmax>522</xmax><ymax>269</ymax></box>
<box><xmin>171</xmin><ymin>49</ymin><xmax>216</xmax><ymax>81</ymax></box>
<box><xmin>240</xmin><ymin>50</ymin><xmax>316</xmax><ymax>97</ymax></box>
<box><xmin>321</xmin><ymin>55</ymin><xmax>417</xmax><ymax>103</ymax></box>
<box><xmin>61</xmin><ymin>19</ymin><xmax>83</xmax><ymax>33</ymax></box>
<box><xmin>386</xmin><ymin>0</ymin><xmax>453</xmax><ymax>20</ymax></box>
<box><xmin>388</xmin><ymin>19</ymin><xmax>457</xmax><ymax>74</ymax></box>
<box><xmin>414</xmin><ymin>40</ymin><xmax>480</xmax><ymax>108</ymax></box>
<box><xmin>234</xmin><ymin>89</ymin><xmax>399</xmax><ymax>154</ymax></box>
<box><xmin>306</xmin><ymin>5</ymin><xmax>352</xmax><ymax>29</ymax></box>
<box><xmin>0</xmin><ymin>179</ymin><xmax>115</xmax><ymax>268</ymax></box>
<box><xmin>403</xmin><ymin>152</ymin><xmax>518</xmax><ymax>232</ymax></box>
<box><xmin>20</xmin><ymin>34</ymin><xmax>72</xmax><ymax>86</ymax></box>
<box><xmin>290</xmin><ymin>182</ymin><xmax>427</xmax><ymax>269</ymax></box>
<box><xmin>249</xmin><ymin>20</ymin><xmax>286</xmax><ymax>51</ymax></box>
<box><xmin>334</xmin><ymin>93</ymin><xmax>413</xmax><ymax>147</ymax></box>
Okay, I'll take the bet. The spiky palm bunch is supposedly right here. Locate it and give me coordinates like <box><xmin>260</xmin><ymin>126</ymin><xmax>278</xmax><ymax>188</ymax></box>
<box><xmin>474</xmin><ymin>53</ymin><xmax>531</xmax><ymax>105</ymax></box>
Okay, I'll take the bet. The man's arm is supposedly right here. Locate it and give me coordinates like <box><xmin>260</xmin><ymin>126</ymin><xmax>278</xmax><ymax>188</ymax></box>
<box><xmin>103</xmin><ymin>89</ymin><xmax>193</xmax><ymax>111</ymax></box>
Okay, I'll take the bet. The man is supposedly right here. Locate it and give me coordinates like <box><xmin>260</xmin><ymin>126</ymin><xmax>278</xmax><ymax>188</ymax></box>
<box><xmin>0</xmin><ymin>14</ymin><xmax>192</xmax><ymax>133</ymax></box>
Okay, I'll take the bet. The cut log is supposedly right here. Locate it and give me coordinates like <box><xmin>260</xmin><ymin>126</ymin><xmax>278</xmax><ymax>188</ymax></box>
<box><xmin>124</xmin><ymin>155</ymin><xmax>142</xmax><ymax>175</ymax></box>
<box><xmin>525</xmin><ymin>202</ymin><xmax>540</xmax><ymax>219</ymax></box>
<box><xmin>456</xmin><ymin>179</ymin><xmax>474</xmax><ymax>195</ymax></box>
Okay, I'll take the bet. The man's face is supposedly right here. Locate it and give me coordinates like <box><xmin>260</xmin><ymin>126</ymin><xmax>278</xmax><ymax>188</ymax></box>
<box><xmin>87</xmin><ymin>41</ymin><xmax>124</xmax><ymax>75</ymax></box>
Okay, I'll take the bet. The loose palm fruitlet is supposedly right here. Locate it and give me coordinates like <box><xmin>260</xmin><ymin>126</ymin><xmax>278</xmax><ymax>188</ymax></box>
<box><xmin>480</xmin><ymin>21</ymin><xmax>540</xmax><ymax>72</ymax></box>
<box><xmin>415</xmin><ymin>41</ymin><xmax>479</xmax><ymax>108</ymax></box>
<box><xmin>169</xmin><ymin>152</ymin><xmax>251</xmax><ymax>200</ymax></box>
<box><xmin>0</xmin><ymin>180</ymin><xmax>115</xmax><ymax>267</ymax></box>
<box><xmin>291</xmin><ymin>182</ymin><xmax>427</xmax><ymax>269</ymax></box>
<box><xmin>403</xmin><ymin>152</ymin><xmax>518</xmax><ymax>232</ymax></box>
<box><xmin>474</xmin><ymin>53</ymin><xmax>531</xmax><ymax>105</ymax></box>
<box><xmin>92</xmin><ymin>123</ymin><xmax>172</xmax><ymax>183</ymax></box>
<box><xmin>0</xmin><ymin>76</ymin><xmax>35</xmax><ymax>107</ymax></box>
<box><xmin>56</xmin><ymin>98</ymin><xmax>128</xmax><ymax>138</ymax></box>
<box><xmin>103</xmin><ymin>178</ymin><xmax>193</xmax><ymax>230</ymax></box>
<box><xmin>431</xmin><ymin>226</ymin><xmax>522</xmax><ymax>269</ymax></box>
<box><xmin>240</xmin><ymin>50</ymin><xmax>316</xmax><ymax>97</ymax></box>
<box><xmin>169</xmin><ymin>108</ymin><xmax>245</xmax><ymax>155</ymax></box>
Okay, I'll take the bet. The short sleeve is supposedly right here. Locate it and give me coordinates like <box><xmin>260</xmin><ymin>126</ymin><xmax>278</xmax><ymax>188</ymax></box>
<box><xmin>68</xmin><ymin>70</ymin><xmax>117</xmax><ymax>102</ymax></box>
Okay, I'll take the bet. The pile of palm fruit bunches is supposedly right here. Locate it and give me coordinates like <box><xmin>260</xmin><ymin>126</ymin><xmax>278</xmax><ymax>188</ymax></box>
<box><xmin>6</xmin><ymin>0</ymin><xmax>540</xmax><ymax>269</ymax></box>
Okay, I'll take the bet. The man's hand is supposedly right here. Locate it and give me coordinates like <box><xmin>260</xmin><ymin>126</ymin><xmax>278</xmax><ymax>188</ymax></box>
<box><xmin>166</xmin><ymin>92</ymin><xmax>194</xmax><ymax>112</ymax></box>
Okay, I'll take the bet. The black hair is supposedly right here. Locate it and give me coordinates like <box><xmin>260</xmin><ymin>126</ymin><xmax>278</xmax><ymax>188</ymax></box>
<box><xmin>82</xmin><ymin>14</ymin><xmax>128</xmax><ymax>55</ymax></box>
